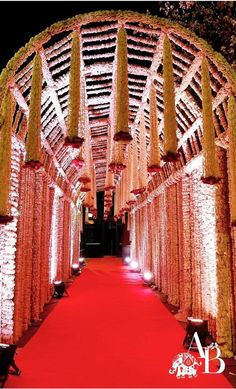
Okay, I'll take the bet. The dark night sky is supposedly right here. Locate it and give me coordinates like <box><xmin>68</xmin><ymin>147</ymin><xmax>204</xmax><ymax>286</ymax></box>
<box><xmin>0</xmin><ymin>1</ymin><xmax>160</xmax><ymax>71</ymax></box>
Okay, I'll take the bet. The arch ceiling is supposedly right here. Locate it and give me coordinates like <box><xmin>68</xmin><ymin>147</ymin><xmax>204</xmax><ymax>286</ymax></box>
<box><xmin>1</xmin><ymin>11</ymin><xmax>235</xmax><ymax>196</ymax></box>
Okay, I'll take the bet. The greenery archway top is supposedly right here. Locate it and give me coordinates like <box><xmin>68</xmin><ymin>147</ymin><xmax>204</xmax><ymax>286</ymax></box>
<box><xmin>1</xmin><ymin>10</ymin><xmax>235</xmax><ymax>94</ymax></box>
<box><xmin>0</xmin><ymin>10</ymin><xmax>235</xmax><ymax>193</ymax></box>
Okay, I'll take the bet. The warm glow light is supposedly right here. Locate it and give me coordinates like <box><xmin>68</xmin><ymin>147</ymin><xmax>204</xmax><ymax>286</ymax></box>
<box><xmin>143</xmin><ymin>271</ymin><xmax>153</xmax><ymax>282</ymax></box>
<box><xmin>188</xmin><ymin>317</ymin><xmax>204</xmax><ymax>323</ymax></box>
<box><xmin>49</xmin><ymin>193</ymin><xmax>60</xmax><ymax>282</ymax></box>
<box><xmin>54</xmin><ymin>281</ymin><xmax>62</xmax><ymax>285</ymax></box>
<box><xmin>88</xmin><ymin>212</ymin><xmax>93</xmax><ymax>218</ymax></box>
<box><xmin>72</xmin><ymin>263</ymin><xmax>80</xmax><ymax>269</ymax></box>
<box><xmin>130</xmin><ymin>260</ymin><xmax>139</xmax><ymax>270</ymax></box>
<box><xmin>124</xmin><ymin>256</ymin><xmax>131</xmax><ymax>264</ymax></box>
<box><xmin>79</xmin><ymin>257</ymin><xmax>85</xmax><ymax>263</ymax></box>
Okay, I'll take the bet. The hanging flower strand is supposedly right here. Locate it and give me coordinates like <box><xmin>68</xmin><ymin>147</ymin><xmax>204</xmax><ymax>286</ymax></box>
<box><xmin>65</xmin><ymin>31</ymin><xmax>84</xmax><ymax>148</ymax></box>
<box><xmin>162</xmin><ymin>35</ymin><xmax>178</xmax><ymax>162</ymax></box>
<box><xmin>201</xmin><ymin>56</ymin><xmax>220</xmax><ymax>184</ymax></box>
<box><xmin>25</xmin><ymin>53</ymin><xmax>43</xmax><ymax>169</ymax></box>
<box><xmin>228</xmin><ymin>95</ymin><xmax>236</xmax><ymax>225</ymax></box>
<box><xmin>0</xmin><ymin>89</ymin><xmax>14</xmax><ymax>224</ymax></box>
<box><xmin>131</xmin><ymin>132</ymin><xmax>145</xmax><ymax>196</ymax></box>
<box><xmin>148</xmin><ymin>83</ymin><xmax>161</xmax><ymax>172</ymax></box>
<box><xmin>113</xmin><ymin>27</ymin><xmax>132</xmax><ymax>144</ymax></box>
<box><xmin>139</xmin><ymin>112</ymin><xmax>148</xmax><ymax>189</ymax></box>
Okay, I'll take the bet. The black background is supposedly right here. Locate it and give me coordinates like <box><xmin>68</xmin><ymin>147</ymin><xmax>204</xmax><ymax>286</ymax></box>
<box><xmin>0</xmin><ymin>1</ymin><xmax>160</xmax><ymax>70</ymax></box>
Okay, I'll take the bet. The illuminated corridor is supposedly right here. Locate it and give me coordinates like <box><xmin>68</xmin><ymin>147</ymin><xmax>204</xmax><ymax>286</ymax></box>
<box><xmin>0</xmin><ymin>7</ymin><xmax>236</xmax><ymax>388</ymax></box>
<box><xmin>5</xmin><ymin>258</ymin><xmax>231</xmax><ymax>388</ymax></box>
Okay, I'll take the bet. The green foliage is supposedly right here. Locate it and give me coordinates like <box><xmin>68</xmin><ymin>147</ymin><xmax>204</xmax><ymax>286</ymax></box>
<box><xmin>153</xmin><ymin>1</ymin><xmax>236</xmax><ymax>68</ymax></box>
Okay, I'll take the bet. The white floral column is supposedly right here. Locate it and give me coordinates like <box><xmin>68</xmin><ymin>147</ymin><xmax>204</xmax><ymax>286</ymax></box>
<box><xmin>0</xmin><ymin>137</ymin><xmax>21</xmax><ymax>342</ymax></box>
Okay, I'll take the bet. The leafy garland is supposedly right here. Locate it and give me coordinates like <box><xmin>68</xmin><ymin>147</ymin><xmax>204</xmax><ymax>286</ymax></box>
<box><xmin>162</xmin><ymin>35</ymin><xmax>178</xmax><ymax>162</ymax></box>
<box><xmin>228</xmin><ymin>95</ymin><xmax>236</xmax><ymax>226</ymax></box>
<box><xmin>148</xmin><ymin>83</ymin><xmax>161</xmax><ymax>172</ymax></box>
<box><xmin>65</xmin><ymin>31</ymin><xmax>84</xmax><ymax>148</ymax></box>
<box><xmin>113</xmin><ymin>28</ymin><xmax>132</xmax><ymax>144</ymax></box>
<box><xmin>0</xmin><ymin>89</ymin><xmax>14</xmax><ymax>222</ymax></box>
<box><xmin>201</xmin><ymin>57</ymin><xmax>220</xmax><ymax>185</ymax></box>
<box><xmin>1</xmin><ymin>10</ymin><xmax>235</xmax><ymax>103</ymax></box>
<box><xmin>25</xmin><ymin>53</ymin><xmax>42</xmax><ymax>169</ymax></box>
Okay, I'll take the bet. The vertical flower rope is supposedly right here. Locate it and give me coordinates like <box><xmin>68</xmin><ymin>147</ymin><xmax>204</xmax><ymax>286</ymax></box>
<box><xmin>25</xmin><ymin>53</ymin><xmax>43</xmax><ymax>169</ymax></box>
<box><xmin>0</xmin><ymin>89</ymin><xmax>14</xmax><ymax>223</ymax></box>
<box><xmin>113</xmin><ymin>28</ymin><xmax>132</xmax><ymax>144</ymax></box>
<box><xmin>65</xmin><ymin>31</ymin><xmax>84</xmax><ymax>148</ymax></box>
<box><xmin>131</xmin><ymin>132</ymin><xmax>145</xmax><ymax>196</ymax></box>
<box><xmin>228</xmin><ymin>94</ymin><xmax>236</xmax><ymax>225</ymax></box>
<box><xmin>162</xmin><ymin>35</ymin><xmax>178</xmax><ymax>162</ymax></box>
<box><xmin>201</xmin><ymin>56</ymin><xmax>220</xmax><ymax>184</ymax></box>
<box><xmin>126</xmin><ymin>144</ymin><xmax>136</xmax><ymax>207</ymax></box>
<box><xmin>139</xmin><ymin>111</ymin><xmax>148</xmax><ymax>189</ymax></box>
<box><xmin>148</xmin><ymin>83</ymin><xmax>161</xmax><ymax>172</ymax></box>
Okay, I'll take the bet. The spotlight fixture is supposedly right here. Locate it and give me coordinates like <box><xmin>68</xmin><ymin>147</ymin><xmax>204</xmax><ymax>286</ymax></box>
<box><xmin>79</xmin><ymin>257</ymin><xmax>86</xmax><ymax>267</ymax></box>
<box><xmin>183</xmin><ymin>317</ymin><xmax>209</xmax><ymax>348</ymax></box>
<box><xmin>71</xmin><ymin>263</ymin><xmax>81</xmax><ymax>276</ymax></box>
<box><xmin>0</xmin><ymin>343</ymin><xmax>21</xmax><ymax>387</ymax></box>
<box><xmin>53</xmin><ymin>281</ymin><xmax>68</xmax><ymax>299</ymax></box>
<box><xmin>143</xmin><ymin>271</ymin><xmax>154</xmax><ymax>286</ymax></box>
<box><xmin>130</xmin><ymin>260</ymin><xmax>140</xmax><ymax>272</ymax></box>
<box><xmin>124</xmin><ymin>256</ymin><xmax>131</xmax><ymax>264</ymax></box>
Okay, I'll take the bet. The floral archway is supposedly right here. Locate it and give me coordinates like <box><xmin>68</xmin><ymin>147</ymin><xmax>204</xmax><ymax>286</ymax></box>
<box><xmin>0</xmin><ymin>10</ymin><xmax>235</xmax><ymax>357</ymax></box>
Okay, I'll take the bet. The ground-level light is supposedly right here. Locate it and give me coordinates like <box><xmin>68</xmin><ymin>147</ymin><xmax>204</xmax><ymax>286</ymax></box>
<box><xmin>71</xmin><ymin>263</ymin><xmax>81</xmax><ymax>276</ymax></box>
<box><xmin>130</xmin><ymin>260</ymin><xmax>140</xmax><ymax>272</ymax></box>
<box><xmin>183</xmin><ymin>317</ymin><xmax>209</xmax><ymax>348</ymax></box>
<box><xmin>124</xmin><ymin>256</ymin><xmax>132</xmax><ymax>264</ymax></box>
<box><xmin>53</xmin><ymin>281</ymin><xmax>68</xmax><ymax>298</ymax></box>
<box><xmin>79</xmin><ymin>257</ymin><xmax>85</xmax><ymax>266</ymax></box>
<box><xmin>143</xmin><ymin>271</ymin><xmax>154</xmax><ymax>285</ymax></box>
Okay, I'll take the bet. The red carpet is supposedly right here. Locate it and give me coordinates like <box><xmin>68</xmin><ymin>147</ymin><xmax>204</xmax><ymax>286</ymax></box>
<box><xmin>6</xmin><ymin>258</ymin><xmax>232</xmax><ymax>388</ymax></box>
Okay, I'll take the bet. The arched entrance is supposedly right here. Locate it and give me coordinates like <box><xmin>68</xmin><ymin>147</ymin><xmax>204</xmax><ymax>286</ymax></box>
<box><xmin>0</xmin><ymin>10</ymin><xmax>235</xmax><ymax>358</ymax></box>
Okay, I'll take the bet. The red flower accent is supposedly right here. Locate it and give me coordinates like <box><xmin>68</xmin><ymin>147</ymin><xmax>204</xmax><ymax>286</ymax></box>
<box><xmin>108</xmin><ymin>162</ymin><xmax>126</xmax><ymax>173</ymax></box>
<box><xmin>78</xmin><ymin>176</ymin><xmax>91</xmax><ymax>184</ymax></box>
<box><xmin>147</xmin><ymin>164</ymin><xmax>162</xmax><ymax>173</ymax></box>
<box><xmin>0</xmin><ymin>215</ymin><xmax>14</xmax><ymax>224</ymax></box>
<box><xmin>201</xmin><ymin>176</ymin><xmax>221</xmax><ymax>185</ymax></box>
<box><xmin>80</xmin><ymin>187</ymin><xmax>91</xmax><ymax>192</ymax></box>
<box><xmin>72</xmin><ymin>157</ymin><xmax>84</xmax><ymax>168</ymax></box>
<box><xmin>131</xmin><ymin>187</ymin><xmax>146</xmax><ymax>196</ymax></box>
<box><xmin>113</xmin><ymin>131</ymin><xmax>133</xmax><ymax>143</ymax></box>
<box><xmin>104</xmin><ymin>185</ymin><xmax>115</xmax><ymax>191</ymax></box>
<box><xmin>161</xmin><ymin>151</ymin><xmax>179</xmax><ymax>162</ymax></box>
<box><xmin>127</xmin><ymin>200</ymin><xmax>136</xmax><ymax>206</ymax></box>
<box><xmin>23</xmin><ymin>160</ymin><xmax>42</xmax><ymax>170</ymax></box>
<box><xmin>64</xmin><ymin>136</ymin><xmax>84</xmax><ymax>149</ymax></box>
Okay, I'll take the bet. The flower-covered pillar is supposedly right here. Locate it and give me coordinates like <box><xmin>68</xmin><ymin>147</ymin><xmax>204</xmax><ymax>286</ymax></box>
<box><xmin>227</xmin><ymin>95</ymin><xmax>236</xmax><ymax>353</ymax></box>
<box><xmin>14</xmin><ymin>162</ymin><xmax>36</xmax><ymax>339</ymax></box>
<box><xmin>49</xmin><ymin>187</ymin><xmax>62</xmax><ymax>283</ymax></box>
<box><xmin>31</xmin><ymin>170</ymin><xmax>44</xmax><ymax>322</ymax></box>
<box><xmin>62</xmin><ymin>199</ymin><xmax>72</xmax><ymax>280</ymax></box>
<box><xmin>175</xmin><ymin>176</ymin><xmax>192</xmax><ymax>321</ymax></box>
<box><xmin>0</xmin><ymin>136</ymin><xmax>22</xmax><ymax>343</ymax></box>
<box><xmin>215</xmin><ymin>147</ymin><xmax>234</xmax><ymax>357</ymax></box>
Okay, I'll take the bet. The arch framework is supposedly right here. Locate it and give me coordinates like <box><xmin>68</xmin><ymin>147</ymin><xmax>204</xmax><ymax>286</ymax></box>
<box><xmin>0</xmin><ymin>10</ymin><xmax>235</xmax><ymax>357</ymax></box>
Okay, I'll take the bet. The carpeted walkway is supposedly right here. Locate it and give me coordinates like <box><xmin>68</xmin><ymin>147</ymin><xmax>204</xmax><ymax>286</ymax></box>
<box><xmin>6</xmin><ymin>257</ymin><xmax>231</xmax><ymax>388</ymax></box>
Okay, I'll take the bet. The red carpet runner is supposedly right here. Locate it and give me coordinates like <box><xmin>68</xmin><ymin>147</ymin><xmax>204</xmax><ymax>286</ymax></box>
<box><xmin>6</xmin><ymin>258</ymin><xmax>231</xmax><ymax>388</ymax></box>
